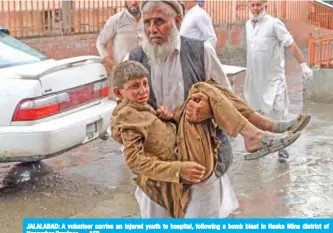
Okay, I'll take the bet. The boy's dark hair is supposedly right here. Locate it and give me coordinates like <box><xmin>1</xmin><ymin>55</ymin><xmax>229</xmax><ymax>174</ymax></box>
<box><xmin>111</xmin><ymin>61</ymin><xmax>149</xmax><ymax>87</ymax></box>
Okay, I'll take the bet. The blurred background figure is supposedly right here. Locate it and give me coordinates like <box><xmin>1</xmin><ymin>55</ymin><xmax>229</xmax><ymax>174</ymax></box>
<box><xmin>96</xmin><ymin>0</ymin><xmax>143</xmax><ymax>73</ymax></box>
<box><xmin>244</xmin><ymin>0</ymin><xmax>313</xmax><ymax>161</ymax></box>
<box><xmin>180</xmin><ymin>0</ymin><xmax>217</xmax><ymax>49</ymax></box>
<box><xmin>197</xmin><ymin>0</ymin><xmax>205</xmax><ymax>8</ymax></box>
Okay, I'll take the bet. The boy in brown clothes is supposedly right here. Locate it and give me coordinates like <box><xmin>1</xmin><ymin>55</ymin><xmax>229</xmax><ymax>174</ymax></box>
<box><xmin>110</xmin><ymin>61</ymin><xmax>309</xmax><ymax>218</ymax></box>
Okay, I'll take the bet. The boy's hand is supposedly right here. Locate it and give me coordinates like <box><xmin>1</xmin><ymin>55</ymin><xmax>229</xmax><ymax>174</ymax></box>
<box><xmin>156</xmin><ymin>105</ymin><xmax>174</xmax><ymax>120</ymax></box>
<box><xmin>180</xmin><ymin>161</ymin><xmax>206</xmax><ymax>183</ymax></box>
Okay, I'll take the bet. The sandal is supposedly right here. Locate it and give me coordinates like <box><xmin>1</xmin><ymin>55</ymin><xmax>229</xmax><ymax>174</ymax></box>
<box><xmin>244</xmin><ymin>131</ymin><xmax>301</xmax><ymax>160</ymax></box>
<box><xmin>289</xmin><ymin>114</ymin><xmax>311</xmax><ymax>133</ymax></box>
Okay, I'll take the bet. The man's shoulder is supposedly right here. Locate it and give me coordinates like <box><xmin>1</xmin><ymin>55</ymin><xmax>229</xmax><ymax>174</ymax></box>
<box><xmin>128</xmin><ymin>46</ymin><xmax>145</xmax><ymax>61</ymax></box>
<box><xmin>114</xmin><ymin>10</ymin><xmax>127</xmax><ymax>18</ymax></box>
<box><xmin>181</xmin><ymin>36</ymin><xmax>206</xmax><ymax>58</ymax></box>
<box><xmin>265</xmin><ymin>15</ymin><xmax>285</xmax><ymax>25</ymax></box>
<box><xmin>108</xmin><ymin>11</ymin><xmax>123</xmax><ymax>19</ymax></box>
<box><xmin>181</xmin><ymin>36</ymin><xmax>205</xmax><ymax>44</ymax></box>
<box><xmin>130</xmin><ymin>46</ymin><xmax>144</xmax><ymax>54</ymax></box>
<box><xmin>106</xmin><ymin>11</ymin><xmax>126</xmax><ymax>22</ymax></box>
<box><xmin>245</xmin><ymin>15</ymin><xmax>283</xmax><ymax>24</ymax></box>
<box><xmin>196</xmin><ymin>6</ymin><xmax>211</xmax><ymax>18</ymax></box>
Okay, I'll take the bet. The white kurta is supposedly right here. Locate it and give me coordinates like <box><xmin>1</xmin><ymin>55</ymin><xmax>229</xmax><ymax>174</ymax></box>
<box><xmin>244</xmin><ymin>15</ymin><xmax>294</xmax><ymax>120</ymax></box>
<box><xmin>180</xmin><ymin>5</ymin><xmax>217</xmax><ymax>49</ymax></box>
<box><xmin>96</xmin><ymin>10</ymin><xmax>143</xmax><ymax>63</ymax></box>
<box><xmin>126</xmin><ymin>40</ymin><xmax>238</xmax><ymax>218</ymax></box>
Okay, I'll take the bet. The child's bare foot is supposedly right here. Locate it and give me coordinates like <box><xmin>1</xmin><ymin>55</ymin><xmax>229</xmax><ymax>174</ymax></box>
<box><xmin>244</xmin><ymin>131</ymin><xmax>299</xmax><ymax>153</ymax></box>
<box><xmin>244</xmin><ymin>131</ymin><xmax>301</xmax><ymax>160</ymax></box>
<box><xmin>243</xmin><ymin>131</ymin><xmax>264</xmax><ymax>152</ymax></box>
<box><xmin>241</xmin><ymin>122</ymin><xmax>301</xmax><ymax>155</ymax></box>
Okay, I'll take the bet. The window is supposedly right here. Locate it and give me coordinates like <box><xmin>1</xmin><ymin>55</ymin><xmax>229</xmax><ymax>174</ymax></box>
<box><xmin>0</xmin><ymin>31</ymin><xmax>47</xmax><ymax>68</ymax></box>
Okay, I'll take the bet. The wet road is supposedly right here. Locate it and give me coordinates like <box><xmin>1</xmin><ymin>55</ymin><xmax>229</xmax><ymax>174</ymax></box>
<box><xmin>1</xmin><ymin>59</ymin><xmax>333</xmax><ymax>232</ymax></box>
<box><xmin>0</xmin><ymin>139</ymin><xmax>139</xmax><ymax>233</ymax></box>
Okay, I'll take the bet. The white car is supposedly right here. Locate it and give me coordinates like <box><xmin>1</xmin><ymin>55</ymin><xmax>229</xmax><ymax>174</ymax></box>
<box><xmin>0</xmin><ymin>28</ymin><xmax>116</xmax><ymax>163</ymax></box>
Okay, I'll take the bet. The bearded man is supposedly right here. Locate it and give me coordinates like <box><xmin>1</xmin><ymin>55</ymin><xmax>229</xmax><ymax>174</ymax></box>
<box><xmin>96</xmin><ymin>0</ymin><xmax>144</xmax><ymax>72</ymax></box>
<box><xmin>244</xmin><ymin>0</ymin><xmax>313</xmax><ymax>159</ymax></box>
<box><xmin>124</xmin><ymin>0</ymin><xmax>239</xmax><ymax>218</ymax></box>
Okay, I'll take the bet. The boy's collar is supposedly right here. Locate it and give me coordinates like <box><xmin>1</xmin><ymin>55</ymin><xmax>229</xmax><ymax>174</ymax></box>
<box><xmin>116</xmin><ymin>99</ymin><xmax>155</xmax><ymax>113</ymax></box>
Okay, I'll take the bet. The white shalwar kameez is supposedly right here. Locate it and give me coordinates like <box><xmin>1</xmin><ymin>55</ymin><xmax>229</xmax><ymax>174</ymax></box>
<box><xmin>244</xmin><ymin>15</ymin><xmax>294</xmax><ymax>120</ymax></box>
<box><xmin>126</xmin><ymin>41</ymin><xmax>239</xmax><ymax>218</ymax></box>
<box><xmin>180</xmin><ymin>5</ymin><xmax>217</xmax><ymax>49</ymax></box>
<box><xmin>96</xmin><ymin>10</ymin><xmax>143</xmax><ymax>64</ymax></box>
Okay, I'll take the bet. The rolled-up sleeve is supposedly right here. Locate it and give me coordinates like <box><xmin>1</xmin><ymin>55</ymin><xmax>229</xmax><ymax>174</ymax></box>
<box><xmin>96</xmin><ymin>15</ymin><xmax>118</xmax><ymax>58</ymax></box>
<box><xmin>273</xmin><ymin>19</ymin><xmax>294</xmax><ymax>47</ymax></box>
<box><xmin>203</xmin><ymin>42</ymin><xmax>232</xmax><ymax>91</ymax></box>
<box><xmin>121</xmin><ymin>130</ymin><xmax>182</xmax><ymax>183</ymax></box>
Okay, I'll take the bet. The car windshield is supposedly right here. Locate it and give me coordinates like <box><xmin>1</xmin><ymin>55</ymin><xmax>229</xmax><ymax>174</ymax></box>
<box><xmin>0</xmin><ymin>31</ymin><xmax>47</xmax><ymax>69</ymax></box>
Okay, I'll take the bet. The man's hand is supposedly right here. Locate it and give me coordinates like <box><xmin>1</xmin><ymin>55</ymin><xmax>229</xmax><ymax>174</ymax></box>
<box><xmin>185</xmin><ymin>92</ymin><xmax>213</xmax><ymax>123</ymax></box>
<box><xmin>300</xmin><ymin>63</ymin><xmax>313</xmax><ymax>81</ymax></box>
<box><xmin>103</xmin><ymin>56</ymin><xmax>114</xmax><ymax>73</ymax></box>
<box><xmin>180</xmin><ymin>161</ymin><xmax>206</xmax><ymax>183</ymax></box>
<box><xmin>156</xmin><ymin>105</ymin><xmax>174</xmax><ymax>120</ymax></box>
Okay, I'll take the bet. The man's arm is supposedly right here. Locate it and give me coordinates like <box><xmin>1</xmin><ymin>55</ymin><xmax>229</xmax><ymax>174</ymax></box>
<box><xmin>289</xmin><ymin>42</ymin><xmax>305</xmax><ymax>64</ymax></box>
<box><xmin>96</xmin><ymin>15</ymin><xmax>118</xmax><ymax>58</ymax></box>
<box><xmin>273</xmin><ymin>19</ymin><xmax>304</xmax><ymax>62</ymax></box>
<box><xmin>197</xmin><ymin>12</ymin><xmax>217</xmax><ymax>49</ymax></box>
<box><xmin>121</xmin><ymin>129</ymin><xmax>182</xmax><ymax>183</ymax></box>
<box><xmin>273</xmin><ymin>19</ymin><xmax>313</xmax><ymax>79</ymax></box>
<box><xmin>203</xmin><ymin>42</ymin><xmax>232</xmax><ymax>90</ymax></box>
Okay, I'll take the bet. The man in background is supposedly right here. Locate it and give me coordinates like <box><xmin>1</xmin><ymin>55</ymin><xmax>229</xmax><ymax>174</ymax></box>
<box><xmin>96</xmin><ymin>0</ymin><xmax>143</xmax><ymax>73</ymax></box>
<box><xmin>180</xmin><ymin>0</ymin><xmax>217</xmax><ymax>49</ymax></box>
<box><xmin>244</xmin><ymin>0</ymin><xmax>313</xmax><ymax>159</ymax></box>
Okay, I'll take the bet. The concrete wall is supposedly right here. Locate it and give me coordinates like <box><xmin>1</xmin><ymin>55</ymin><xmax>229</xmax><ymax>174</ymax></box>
<box><xmin>303</xmin><ymin>68</ymin><xmax>333</xmax><ymax>103</ymax></box>
<box><xmin>215</xmin><ymin>22</ymin><xmax>247</xmax><ymax>66</ymax></box>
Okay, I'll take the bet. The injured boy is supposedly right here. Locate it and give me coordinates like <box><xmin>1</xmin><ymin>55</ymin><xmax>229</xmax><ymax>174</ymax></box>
<box><xmin>110</xmin><ymin>61</ymin><xmax>310</xmax><ymax>218</ymax></box>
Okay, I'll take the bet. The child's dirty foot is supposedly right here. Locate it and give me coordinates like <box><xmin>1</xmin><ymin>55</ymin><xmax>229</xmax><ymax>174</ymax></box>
<box><xmin>244</xmin><ymin>131</ymin><xmax>301</xmax><ymax>160</ymax></box>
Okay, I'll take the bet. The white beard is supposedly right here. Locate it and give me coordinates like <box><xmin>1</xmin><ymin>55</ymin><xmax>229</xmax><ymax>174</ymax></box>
<box><xmin>249</xmin><ymin>9</ymin><xmax>266</xmax><ymax>21</ymax></box>
<box><xmin>142</xmin><ymin>22</ymin><xmax>180</xmax><ymax>66</ymax></box>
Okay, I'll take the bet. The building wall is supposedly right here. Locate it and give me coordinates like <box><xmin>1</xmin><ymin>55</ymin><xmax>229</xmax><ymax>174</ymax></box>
<box><xmin>22</xmin><ymin>20</ymin><xmax>333</xmax><ymax>66</ymax></box>
<box><xmin>22</xmin><ymin>33</ymin><xmax>98</xmax><ymax>59</ymax></box>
